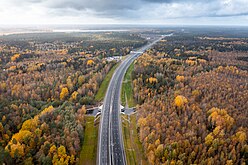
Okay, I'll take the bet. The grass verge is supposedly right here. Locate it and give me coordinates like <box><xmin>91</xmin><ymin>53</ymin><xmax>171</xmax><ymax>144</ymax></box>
<box><xmin>95</xmin><ymin>63</ymin><xmax>119</xmax><ymax>102</ymax></box>
<box><xmin>79</xmin><ymin>116</ymin><xmax>98</xmax><ymax>165</ymax></box>
<box><xmin>121</xmin><ymin>62</ymin><xmax>136</xmax><ymax>107</ymax></box>
<box><xmin>122</xmin><ymin>114</ymin><xmax>148</xmax><ymax>165</ymax></box>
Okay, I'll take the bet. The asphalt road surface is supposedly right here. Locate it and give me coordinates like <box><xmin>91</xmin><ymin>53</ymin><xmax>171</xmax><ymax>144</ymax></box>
<box><xmin>97</xmin><ymin>35</ymin><xmax>167</xmax><ymax>165</ymax></box>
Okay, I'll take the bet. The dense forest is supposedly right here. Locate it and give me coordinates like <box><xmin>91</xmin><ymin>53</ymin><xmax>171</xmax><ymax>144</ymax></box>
<box><xmin>0</xmin><ymin>32</ymin><xmax>146</xmax><ymax>164</ymax></box>
<box><xmin>1</xmin><ymin>29</ymin><xmax>248</xmax><ymax>164</ymax></box>
<box><xmin>133</xmin><ymin>34</ymin><xmax>248</xmax><ymax>164</ymax></box>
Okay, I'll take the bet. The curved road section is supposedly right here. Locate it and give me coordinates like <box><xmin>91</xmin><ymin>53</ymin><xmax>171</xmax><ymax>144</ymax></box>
<box><xmin>97</xmin><ymin>35</ymin><xmax>167</xmax><ymax>165</ymax></box>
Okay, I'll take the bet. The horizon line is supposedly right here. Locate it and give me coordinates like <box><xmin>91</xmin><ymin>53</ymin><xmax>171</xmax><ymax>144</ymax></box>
<box><xmin>0</xmin><ymin>23</ymin><xmax>248</xmax><ymax>27</ymax></box>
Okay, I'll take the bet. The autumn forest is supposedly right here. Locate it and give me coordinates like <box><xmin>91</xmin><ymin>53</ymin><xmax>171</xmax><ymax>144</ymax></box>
<box><xmin>0</xmin><ymin>32</ymin><xmax>146</xmax><ymax>164</ymax></box>
<box><xmin>0</xmin><ymin>28</ymin><xmax>248</xmax><ymax>165</ymax></box>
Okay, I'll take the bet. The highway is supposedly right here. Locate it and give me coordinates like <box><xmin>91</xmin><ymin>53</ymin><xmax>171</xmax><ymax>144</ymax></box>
<box><xmin>97</xmin><ymin>35</ymin><xmax>167</xmax><ymax>165</ymax></box>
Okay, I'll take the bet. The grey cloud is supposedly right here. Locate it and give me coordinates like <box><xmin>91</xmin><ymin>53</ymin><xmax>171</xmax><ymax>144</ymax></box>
<box><xmin>41</xmin><ymin>0</ymin><xmax>146</xmax><ymax>20</ymax></box>
<box><xmin>43</xmin><ymin>0</ymin><xmax>248</xmax><ymax>19</ymax></box>
<box><xmin>4</xmin><ymin>0</ymin><xmax>248</xmax><ymax>22</ymax></box>
<box><xmin>142</xmin><ymin>0</ymin><xmax>214</xmax><ymax>3</ymax></box>
<box><xmin>45</xmin><ymin>0</ymin><xmax>142</xmax><ymax>11</ymax></box>
<box><xmin>143</xmin><ymin>0</ymin><xmax>190</xmax><ymax>3</ymax></box>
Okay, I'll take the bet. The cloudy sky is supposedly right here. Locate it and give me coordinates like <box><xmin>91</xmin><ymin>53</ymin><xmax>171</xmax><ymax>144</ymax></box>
<box><xmin>0</xmin><ymin>0</ymin><xmax>248</xmax><ymax>25</ymax></box>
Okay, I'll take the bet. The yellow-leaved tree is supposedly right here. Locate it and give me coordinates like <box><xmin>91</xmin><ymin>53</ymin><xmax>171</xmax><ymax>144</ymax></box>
<box><xmin>174</xmin><ymin>95</ymin><xmax>188</xmax><ymax>108</ymax></box>
<box><xmin>60</xmin><ymin>87</ymin><xmax>69</xmax><ymax>100</ymax></box>
<box><xmin>11</xmin><ymin>54</ymin><xmax>21</xmax><ymax>62</ymax></box>
<box><xmin>70</xmin><ymin>91</ymin><xmax>78</xmax><ymax>101</ymax></box>
<box><xmin>21</xmin><ymin>119</ymin><xmax>38</xmax><ymax>132</ymax></box>
<box><xmin>5</xmin><ymin>130</ymin><xmax>34</xmax><ymax>158</ymax></box>
<box><xmin>207</xmin><ymin>107</ymin><xmax>234</xmax><ymax>130</ymax></box>
<box><xmin>87</xmin><ymin>59</ymin><xmax>94</xmax><ymax>66</ymax></box>
<box><xmin>176</xmin><ymin>75</ymin><xmax>185</xmax><ymax>82</ymax></box>
<box><xmin>146</xmin><ymin>77</ymin><xmax>158</xmax><ymax>84</ymax></box>
<box><xmin>49</xmin><ymin>145</ymin><xmax>74</xmax><ymax>165</ymax></box>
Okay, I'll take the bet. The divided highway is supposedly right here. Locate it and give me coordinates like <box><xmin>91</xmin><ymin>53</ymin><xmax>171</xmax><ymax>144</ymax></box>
<box><xmin>97</xmin><ymin>35</ymin><xmax>166</xmax><ymax>165</ymax></box>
